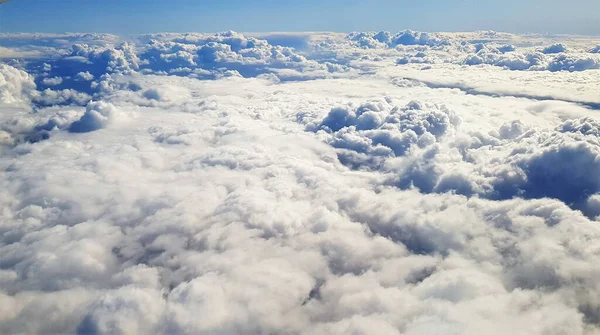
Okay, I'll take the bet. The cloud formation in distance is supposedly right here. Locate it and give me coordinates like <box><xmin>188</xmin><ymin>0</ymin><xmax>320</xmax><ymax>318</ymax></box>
<box><xmin>1</xmin><ymin>30</ymin><xmax>600</xmax><ymax>335</ymax></box>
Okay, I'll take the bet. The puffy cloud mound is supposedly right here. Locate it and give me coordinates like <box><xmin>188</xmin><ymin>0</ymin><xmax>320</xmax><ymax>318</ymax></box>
<box><xmin>76</xmin><ymin>71</ymin><xmax>95</xmax><ymax>81</ymax></box>
<box><xmin>461</xmin><ymin>46</ymin><xmax>600</xmax><ymax>72</ymax></box>
<box><xmin>0</xmin><ymin>64</ymin><xmax>36</xmax><ymax>105</ymax></box>
<box><xmin>68</xmin><ymin>101</ymin><xmax>120</xmax><ymax>133</ymax></box>
<box><xmin>497</xmin><ymin>44</ymin><xmax>516</xmax><ymax>52</ymax></box>
<box><xmin>542</xmin><ymin>43</ymin><xmax>567</xmax><ymax>54</ymax></box>
<box><xmin>558</xmin><ymin>117</ymin><xmax>600</xmax><ymax>136</ymax></box>
<box><xmin>68</xmin><ymin>42</ymin><xmax>140</xmax><ymax>75</ymax></box>
<box><xmin>546</xmin><ymin>53</ymin><xmax>600</xmax><ymax>72</ymax></box>
<box><xmin>0</xmin><ymin>107</ymin><xmax>82</xmax><ymax>146</ymax></box>
<box><xmin>302</xmin><ymin>99</ymin><xmax>461</xmax><ymax>173</ymax></box>
<box><xmin>347</xmin><ymin>30</ymin><xmax>449</xmax><ymax>49</ymax></box>
<box><xmin>41</xmin><ymin>76</ymin><xmax>63</xmax><ymax>86</ymax></box>
<box><xmin>139</xmin><ymin>31</ymin><xmax>334</xmax><ymax>79</ymax></box>
<box><xmin>303</xmin><ymin>99</ymin><xmax>600</xmax><ymax>217</ymax></box>
<box><xmin>463</xmin><ymin>45</ymin><xmax>546</xmax><ymax>70</ymax></box>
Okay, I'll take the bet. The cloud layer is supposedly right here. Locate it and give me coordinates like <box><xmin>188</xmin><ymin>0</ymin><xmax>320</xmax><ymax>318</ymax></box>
<box><xmin>1</xmin><ymin>30</ymin><xmax>600</xmax><ymax>335</ymax></box>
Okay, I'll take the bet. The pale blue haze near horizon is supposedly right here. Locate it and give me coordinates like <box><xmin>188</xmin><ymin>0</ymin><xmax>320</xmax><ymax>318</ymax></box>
<box><xmin>0</xmin><ymin>0</ymin><xmax>599</xmax><ymax>35</ymax></box>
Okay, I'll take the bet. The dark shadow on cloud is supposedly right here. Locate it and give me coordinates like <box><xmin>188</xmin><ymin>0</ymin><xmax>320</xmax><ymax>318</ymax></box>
<box><xmin>69</xmin><ymin>102</ymin><xmax>116</xmax><ymax>133</ymax></box>
<box><xmin>542</xmin><ymin>44</ymin><xmax>567</xmax><ymax>54</ymax></box>
<box><xmin>76</xmin><ymin>316</ymin><xmax>98</xmax><ymax>335</ymax></box>
<box><xmin>489</xmin><ymin>140</ymin><xmax>600</xmax><ymax>218</ymax></box>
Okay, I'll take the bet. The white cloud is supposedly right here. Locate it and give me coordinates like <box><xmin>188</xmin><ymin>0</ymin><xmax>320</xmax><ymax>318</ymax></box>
<box><xmin>68</xmin><ymin>101</ymin><xmax>122</xmax><ymax>133</ymax></box>
<box><xmin>347</xmin><ymin>30</ymin><xmax>449</xmax><ymax>49</ymax></box>
<box><xmin>76</xmin><ymin>71</ymin><xmax>95</xmax><ymax>81</ymax></box>
<box><xmin>41</xmin><ymin>76</ymin><xmax>63</xmax><ymax>86</ymax></box>
<box><xmin>0</xmin><ymin>63</ymin><xmax>35</xmax><ymax>105</ymax></box>
<box><xmin>137</xmin><ymin>31</ymin><xmax>340</xmax><ymax>80</ymax></box>
<box><xmin>542</xmin><ymin>43</ymin><xmax>567</xmax><ymax>54</ymax></box>
<box><xmin>31</xmin><ymin>88</ymin><xmax>92</xmax><ymax>107</ymax></box>
<box><xmin>1</xmin><ymin>30</ymin><xmax>600</xmax><ymax>335</ymax></box>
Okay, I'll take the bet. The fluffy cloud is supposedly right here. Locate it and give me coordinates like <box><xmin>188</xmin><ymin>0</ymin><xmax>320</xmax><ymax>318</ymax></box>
<box><xmin>302</xmin><ymin>97</ymin><xmax>600</xmax><ymax>217</ymax></box>
<box><xmin>302</xmin><ymin>99</ymin><xmax>460</xmax><ymax>172</ymax></box>
<box><xmin>41</xmin><ymin>76</ymin><xmax>63</xmax><ymax>86</ymax></box>
<box><xmin>68</xmin><ymin>42</ymin><xmax>140</xmax><ymax>75</ymax></box>
<box><xmin>138</xmin><ymin>31</ymin><xmax>339</xmax><ymax>80</ymax></box>
<box><xmin>76</xmin><ymin>71</ymin><xmax>95</xmax><ymax>81</ymax></box>
<box><xmin>0</xmin><ymin>63</ymin><xmax>36</xmax><ymax>105</ymax></box>
<box><xmin>460</xmin><ymin>47</ymin><xmax>600</xmax><ymax>72</ymax></box>
<box><xmin>68</xmin><ymin>101</ymin><xmax>121</xmax><ymax>133</ymax></box>
<box><xmin>347</xmin><ymin>30</ymin><xmax>449</xmax><ymax>49</ymax></box>
<box><xmin>2</xmin><ymin>30</ymin><xmax>600</xmax><ymax>335</ymax></box>
<box><xmin>463</xmin><ymin>46</ymin><xmax>546</xmax><ymax>70</ymax></box>
<box><xmin>542</xmin><ymin>43</ymin><xmax>567</xmax><ymax>54</ymax></box>
<box><xmin>547</xmin><ymin>53</ymin><xmax>600</xmax><ymax>72</ymax></box>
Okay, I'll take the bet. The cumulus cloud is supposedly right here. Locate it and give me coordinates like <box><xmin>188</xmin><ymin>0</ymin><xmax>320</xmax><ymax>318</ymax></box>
<box><xmin>547</xmin><ymin>53</ymin><xmax>600</xmax><ymax>72</ymax></box>
<box><xmin>41</xmin><ymin>76</ymin><xmax>63</xmax><ymax>86</ymax></box>
<box><xmin>76</xmin><ymin>71</ymin><xmax>95</xmax><ymax>81</ymax></box>
<box><xmin>542</xmin><ymin>43</ymin><xmax>567</xmax><ymax>54</ymax></box>
<box><xmin>68</xmin><ymin>101</ymin><xmax>120</xmax><ymax>133</ymax></box>
<box><xmin>459</xmin><ymin>46</ymin><xmax>600</xmax><ymax>72</ymax></box>
<box><xmin>301</xmin><ymin>99</ymin><xmax>460</xmax><ymax>173</ymax></box>
<box><xmin>138</xmin><ymin>31</ymin><xmax>340</xmax><ymax>80</ymax></box>
<box><xmin>301</xmin><ymin>97</ymin><xmax>600</xmax><ymax>218</ymax></box>
<box><xmin>347</xmin><ymin>30</ymin><xmax>449</xmax><ymax>49</ymax></box>
<box><xmin>0</xmin><ymin>63</ymin><xmax>36</xmax><ymax>105</ymax></box>
<box><xmin>463</xmin><ymin>47</ymin><xmax>546</xmax><ymax>70</ymax></box>
<box><xmin>2</xmin><ymin>30</ymin><xmax>600</xmax><ymax>335</ymax></box>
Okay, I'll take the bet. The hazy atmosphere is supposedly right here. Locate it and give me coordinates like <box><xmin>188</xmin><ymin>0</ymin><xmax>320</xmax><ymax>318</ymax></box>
<box><xmin>1</xmin><ymin>1</ymin><xmax>600</xmax><ymax>334</ymax></box>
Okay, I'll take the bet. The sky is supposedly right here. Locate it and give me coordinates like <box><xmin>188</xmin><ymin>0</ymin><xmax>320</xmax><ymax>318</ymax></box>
<box><xmin>0</xmin><ymin>0</ymin><xmax>599</xmax><ymax>35</ymax></box>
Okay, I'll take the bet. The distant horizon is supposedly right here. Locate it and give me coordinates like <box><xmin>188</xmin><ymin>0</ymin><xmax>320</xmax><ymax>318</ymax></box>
<box><xmin>1</xmin><ymin>30</ymin><xmax>600</xmax><ymax>38</ymax></box>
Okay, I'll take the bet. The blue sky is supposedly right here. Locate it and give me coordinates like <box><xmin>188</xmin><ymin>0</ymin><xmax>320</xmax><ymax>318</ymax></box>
<box><xmin>0</xmin><ymin>0</ymin><xmax>599</xmax><ymax>35</ymax></box>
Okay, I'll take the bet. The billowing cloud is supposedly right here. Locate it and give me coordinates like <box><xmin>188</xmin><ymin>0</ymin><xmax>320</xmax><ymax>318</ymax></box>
<box><xmin>68</xmin><ymin>101</ymin><xmax>121</xmax><ymax>133</ymax></box>
<box><xmin>542</xmin><ymin>43</ymin><xmax>567</xmax><ymax>54</ymax></box>
<box><xmin>0</xmin><ymin>63</ymin><xmax>35</xmax><ymax>105</ymax></box>
<box><xmin>41</xmin><ymin>76</ymin><xmax>63</xmax><ymax>86</ymax></box>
